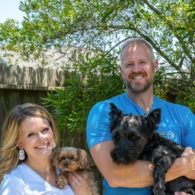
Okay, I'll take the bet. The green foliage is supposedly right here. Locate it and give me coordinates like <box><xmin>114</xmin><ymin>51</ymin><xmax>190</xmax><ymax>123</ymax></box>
<box><xmin>0</xmin><ymin>20</ymin><xmax>21</xmax><ymax>51</ymax></box>
<box><xmin>154</xmin><ymin>66</ymin><xmax>167</xmax><ymax>99</ymax></box>
<box><xmin>1</xmin><ymin>0</ymin><xmax>194</xmax><ymax>144</ymax></box>
<box><xmin>1</xmin><ymin>1</ymin><xmax>194</xmax><ymax>62</ymax></box>
<box><xmin>154</xmin><ymin>68</ymin><xmax>195</xmax><ymax>112</ymax></box>
<box><xmin>175</xmin><ymin>84</ymin><xmax>195</xmax><ymax>112</ymax></box>
<box><xmin>43</xmin><ymin>54</ymin><xmax>123</xmax><ymax>146</ymax></box>
<box><xmin>1</xmin><ymin>0</ymin><xmax>194</xmax><ymax>73</ymax></box>
<box><xmin>1</xmin><ymin>1</ymin><xmax>194</xmax><ymax>81</ymax></box>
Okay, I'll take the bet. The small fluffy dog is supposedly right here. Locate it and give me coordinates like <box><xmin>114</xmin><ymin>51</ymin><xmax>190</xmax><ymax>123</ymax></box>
<box><xmin>51</xmin><ymin>147</ymin><xmax>99</xmax><ymax>195</ymax></box>
<box><xmin>109</xmin><ymin>103</ymin><xmax>195</xmax><ymax>195</ymax></box>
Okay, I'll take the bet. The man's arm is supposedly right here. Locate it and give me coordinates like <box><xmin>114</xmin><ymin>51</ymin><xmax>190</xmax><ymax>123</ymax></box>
<box><xmin>91</xmin><ymin>141</ymin><xmax>195</xmax><ymax>188</ymax></box>
<box><xmin>166</xmin><ymin>147</ymin><xmax>195</xmax><ymax>181</ymax></box>
<box><xmin>90</xmin><ymin>141</ymin><xmax>154</xmax><ymax>188</ymax></box>
<box><xmin>166</xmin><ymin>107</ymin><xmax>195</xmax><ymax>181</ymax></box>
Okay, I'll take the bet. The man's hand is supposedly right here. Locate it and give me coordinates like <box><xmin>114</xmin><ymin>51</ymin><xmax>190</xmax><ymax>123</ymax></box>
<box><xmin>182</xmin><ymin>147</ymin><xmax>195</xmax><ymax>157</ymax></box>
<box><xmin>181</xmin><ymin>147</ymin><xmax>195</xmax><ymax>179</ymax></box>
<box><xmin>166</xmin><ymin>147</ymin><xmax>195</xmax><ymax>181</ymax></box>
<box><xmin>174</xmin><ymin>147</ymin><xmax>195</xmax><ymax>195</ymax></box>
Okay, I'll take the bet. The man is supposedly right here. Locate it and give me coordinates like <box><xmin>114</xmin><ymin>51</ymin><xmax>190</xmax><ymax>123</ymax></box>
<box><xmin>86</xmin><ymin>38</ymin><xmax>195</xmax><ymax>194</ymax></box>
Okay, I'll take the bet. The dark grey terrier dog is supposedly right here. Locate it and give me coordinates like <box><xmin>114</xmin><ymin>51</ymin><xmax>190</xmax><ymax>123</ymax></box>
<box><xmin>109</xmin><ymin>103</ymin><xmax>195</xmax><ymax>195</ymax></box>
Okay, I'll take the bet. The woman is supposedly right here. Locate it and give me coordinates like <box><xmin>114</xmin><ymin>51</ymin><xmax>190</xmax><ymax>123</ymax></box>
<box><xmin>0</xmin><ymin>103</ymin><xmax>90</xmax><ymax>195</ymax></box>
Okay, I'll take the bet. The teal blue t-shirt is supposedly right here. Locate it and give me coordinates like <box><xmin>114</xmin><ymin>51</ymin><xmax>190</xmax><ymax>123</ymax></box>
<box><xmin>86</xmin><ymin>92</ymin><xmax>195</xmax><ymax>195</ymax></box>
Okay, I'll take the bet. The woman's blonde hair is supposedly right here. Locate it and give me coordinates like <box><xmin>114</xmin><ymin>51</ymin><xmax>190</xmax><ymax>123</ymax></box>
<box><xmin>0</xmin><ymin>103</ymin><xmax>59</xmax><ymax>182</ymax></box>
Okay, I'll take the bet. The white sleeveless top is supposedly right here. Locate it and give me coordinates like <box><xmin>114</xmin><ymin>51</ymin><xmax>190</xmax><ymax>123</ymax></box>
<box><xmin>0</xmin><ymin>163</ymin><xmax>74</xmax><ymax>195</ymax></box>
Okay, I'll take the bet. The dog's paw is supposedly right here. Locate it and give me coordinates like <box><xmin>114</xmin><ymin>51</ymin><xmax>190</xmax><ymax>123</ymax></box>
<box><xmin>56</xmin><ymin>175</ymin><xmax>68</xmax><ymax>189</ymax></box>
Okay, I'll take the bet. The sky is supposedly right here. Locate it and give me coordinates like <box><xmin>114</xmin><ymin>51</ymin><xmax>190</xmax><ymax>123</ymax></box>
<box><xmin>0</xmin><ymin>0</ymin><xmax>24</xmax><ymax>23</ymax></box>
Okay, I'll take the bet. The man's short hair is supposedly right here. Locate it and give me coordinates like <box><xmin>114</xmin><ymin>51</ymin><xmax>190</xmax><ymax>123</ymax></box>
<box><xmin>120</xmin><ymin>38</ymin><xmax>155</xmax><ymax>63</ymax></box>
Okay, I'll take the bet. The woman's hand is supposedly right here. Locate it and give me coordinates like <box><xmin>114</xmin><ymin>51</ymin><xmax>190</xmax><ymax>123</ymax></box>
<box><xmin>68</xmin><ymin>172</ymin><xmax>91</xmax><ymax>195</ymax></box>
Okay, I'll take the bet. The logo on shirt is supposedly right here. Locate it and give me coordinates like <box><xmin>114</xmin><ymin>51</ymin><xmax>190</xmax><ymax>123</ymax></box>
<box><xmin>159</xmin><ymin>130</ymin><xmax>175</xmax><ymax>140</ymax></box>
<box><xmin>166</xmin><ymin>131</ymin><xmax>175</xmax><ymax>140</ymax></box>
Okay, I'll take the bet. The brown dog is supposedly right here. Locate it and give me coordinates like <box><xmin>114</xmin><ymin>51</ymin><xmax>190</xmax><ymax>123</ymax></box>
<box><xmin>51</xmin><ymin>147</ymin><xmax>99</xmax><ymax>195</ymax></box>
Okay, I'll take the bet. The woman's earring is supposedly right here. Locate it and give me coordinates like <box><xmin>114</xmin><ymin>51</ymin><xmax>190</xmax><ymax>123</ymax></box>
<box><xmin>18</xmin><ymin>147</ymin><xmax>25</xmax><ymax>160</ymax></box>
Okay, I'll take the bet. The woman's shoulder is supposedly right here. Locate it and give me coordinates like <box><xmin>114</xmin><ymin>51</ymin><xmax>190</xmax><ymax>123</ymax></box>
<box><xmin>1</xmin><ymin>164</ymin><xmax>25</xmax><ymax>184</ymax></box>
<box><xmin>0</xmin><ymin>164</ymin><xmax>74</xmax><ymax>195</ymax></box>
<box><xmin>0</xmin><ymin>165</ymin><xmax>25</xmax><ymax>194</ymax></box>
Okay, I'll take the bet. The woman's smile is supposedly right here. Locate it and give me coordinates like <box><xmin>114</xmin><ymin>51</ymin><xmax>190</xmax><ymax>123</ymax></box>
<box><xmin>19</xmin><ymin>116</ymin><xmax>54</xmax><ymax>160</ymax></box>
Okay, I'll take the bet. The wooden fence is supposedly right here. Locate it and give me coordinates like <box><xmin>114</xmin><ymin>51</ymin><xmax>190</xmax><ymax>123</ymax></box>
<box><xmin>0</xmin><ymin>63</ymin><xmax>67</xmax><ymax>138</ymax></box>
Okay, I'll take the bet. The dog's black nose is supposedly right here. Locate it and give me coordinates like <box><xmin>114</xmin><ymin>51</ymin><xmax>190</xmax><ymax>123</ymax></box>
<box><xmin>62</xmin><ymin>159</ymin><xmax>69</xmax><ymax>166</ymax></box>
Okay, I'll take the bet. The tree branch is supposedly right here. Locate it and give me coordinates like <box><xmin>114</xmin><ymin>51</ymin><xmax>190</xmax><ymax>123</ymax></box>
<box><xmin>108</xmin><ymin>24</ymin><xmax>181</xmax><ymax>72</ymax></box>
<box><xmin>141</xmin><ymin>0</ymin><xmax>192</xmax><ymax>61</ymax></box>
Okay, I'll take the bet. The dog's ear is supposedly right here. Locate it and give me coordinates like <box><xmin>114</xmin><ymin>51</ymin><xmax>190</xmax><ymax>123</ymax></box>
<box><xmin>109</xmin><ymin>103</ymin><xmax>123</xmax><ymax>131</ymax></box>
<box><xmin>145</xmin><ymin>109</ymin><xmax>161</xmax><ymax>133</ymax></box>
<box><xmin>77</xmin><ymin>149</ymin><xmax>94</xmax><ymax>169</ymax></box>
<box><xmin>50</xmin><ymin>148</ymin><xmax>60</xmax><ymax>167</ymax></box>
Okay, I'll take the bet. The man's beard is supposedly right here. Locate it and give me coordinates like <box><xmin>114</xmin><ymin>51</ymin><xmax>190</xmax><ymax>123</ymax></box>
<box><xmin>125</xmin><ymin>78</ymin><xmax>153</xmax><ymax>94</ymax></box>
